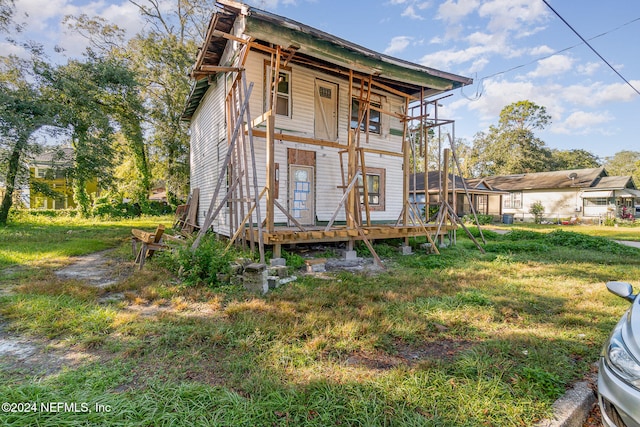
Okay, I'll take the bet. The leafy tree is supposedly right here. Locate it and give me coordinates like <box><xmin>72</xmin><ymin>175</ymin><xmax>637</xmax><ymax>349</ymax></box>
<box><xmin>467</xmin><ymin>100</ymin><xmax>553</xmax><ymax>177</ymax></box>
<box><xmin>65</xmin><ymin>0</ymin><xmax>212</xmax><ymax>205</ymax></box>
<box><xmin>604</xmin><ymin>150</ymin><xmax>640</xmax><ymax>184</ymax></box>
<box><xmin>39</xmin><ymin>54</ymin><xmax>147</xmax><ymax>216</ymax></box>
<box><xmin>128</xmin><ymin>33</ymin><xmax>194</xmax><ymax>205</ymax></box>
<box><xmin>0</xmin><ymin>55</ymin><xmax>55</xmax><ymax>225</ymax></box>
<box><xmin>550</xmin><ymin>149</ymin><xmax>601</xmax><ymax>170</ymax></box>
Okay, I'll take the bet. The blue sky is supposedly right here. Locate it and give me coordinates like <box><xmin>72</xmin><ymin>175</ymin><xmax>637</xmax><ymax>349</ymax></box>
<box><xmin>7</xmin><ymin>0</ymin><xmax>640</xmax><ymax>161</ymax></box>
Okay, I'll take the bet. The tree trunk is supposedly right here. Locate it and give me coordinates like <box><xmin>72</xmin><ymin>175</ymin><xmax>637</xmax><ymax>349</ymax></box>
<box><xmin>0</xmin><ymin>135</ymin><xmax>27</xmax><ymax>225</ymax></box>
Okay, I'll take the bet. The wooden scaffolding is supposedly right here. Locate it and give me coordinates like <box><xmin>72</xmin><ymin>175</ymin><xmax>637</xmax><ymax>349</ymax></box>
<box><xmin>191</xmin><ymin>34</ymin><xmax>474</xmax><ymax>263</ymax></box>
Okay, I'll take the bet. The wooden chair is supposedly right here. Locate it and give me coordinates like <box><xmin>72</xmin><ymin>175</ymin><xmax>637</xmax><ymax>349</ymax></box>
<box><xmin>131</xmin><ymin>224</ymin><xmax>167</xmax><ymax>269</ymax></box>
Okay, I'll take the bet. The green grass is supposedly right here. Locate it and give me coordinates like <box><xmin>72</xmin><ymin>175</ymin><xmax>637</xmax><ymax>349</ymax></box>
<box><xmin>0</xmin><ymin>217</ymin><xmax>638</xmax><ymax>426</ymax></box>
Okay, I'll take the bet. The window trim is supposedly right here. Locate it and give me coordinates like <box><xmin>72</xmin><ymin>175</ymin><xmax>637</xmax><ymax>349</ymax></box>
<box><xmin>359</xmin><ymin>167</ymin><xmax>385</xmax><ymax>211</ymax></box>
<box><xmin>264</xmin><ymin>63</ymin><xmax>292</xmax><ymax>117</ymax></box>
<box><xmin>351</xmin><ymin>98</ymin><xmax>381</xmax><ymax>135</ymax></box>
<box><xmin>504</xmin><ymin>191</ymin><xmax>522</xmax><ymax>209</ymax></box>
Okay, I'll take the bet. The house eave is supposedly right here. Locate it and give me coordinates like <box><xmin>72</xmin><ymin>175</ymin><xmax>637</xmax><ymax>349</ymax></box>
<box><xmin>243</xmin><ymin>10</ymin><xmax>472</xmax><ymax>94</ymax></box>
<box><xmin>182</xmin><ymin>1</ymin><xmax>473</xmax><ymax>121</ymax></box>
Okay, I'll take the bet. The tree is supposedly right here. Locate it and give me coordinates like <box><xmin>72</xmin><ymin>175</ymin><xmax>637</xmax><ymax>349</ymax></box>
<box><xmin>39</xmin><ymin>54</ymin><xmax>147</xmax><ymax>216</ymax></box>
<box><xmin>604</xmin><ymin>150</ymin><xmax>640</xmax><ymax>184</ymax></box>
<box><xmin>0</xmin><ymin>55</ymin><xmax>55</xmax><ymax>225</ymax></box>
<box><xmin>65</xmin><ymin>0</ymin><xmax>212</xmax><ymax>205</ymax></box>
<box><xmin>466</xmin><ymin>100</ymin><xmax>553</xmax><ymax>177</ymax></box>
<box><xmin>550</xmin><ymin>149</ymin><xmax>601</xmax><ymax>170</ymax></box>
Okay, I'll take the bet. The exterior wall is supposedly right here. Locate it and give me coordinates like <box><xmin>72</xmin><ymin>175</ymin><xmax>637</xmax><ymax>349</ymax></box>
<box><xmin>502</xmin><ymin>188</ymin><xmax>582</xmax><ymax>222</ymax></box>
<box><xmin>28</xmin><ymin>165</ymin><xmax>96</xmax><ymax>210</ymax></box>
<box><xmin>189</xmin><ymin>74</ymin><xmax>229</xmax><ymax>234</ymax></box>
<box><xmin>189</xmin><ymin>49</ymin><xmax>407</xmax><ymax>235</ymax></box>
<box><xmin>244</xmin><ymin>51</ymin><xmax>405</xmax><ymax>224</ymax></box>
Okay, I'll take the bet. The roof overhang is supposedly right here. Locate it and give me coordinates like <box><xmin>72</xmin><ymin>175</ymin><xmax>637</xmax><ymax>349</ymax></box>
<box><xmin>617</xmin><ymin>189</ymin><xmax>640</xmax><ymax>198</ymax></box>
<box><xmin>581</xmin><ymin>190</ymin><xmax>613</xmax><ymax>198</ymax></box>
<box><xmin>182</xmin><ymin>0</ymin><xmax>472</xmax><ymax>120</ymax></box>
<box><xmin>242</xmin><ymin>9</ymin><xmax>472</xmax><ymax>94</ymax></box>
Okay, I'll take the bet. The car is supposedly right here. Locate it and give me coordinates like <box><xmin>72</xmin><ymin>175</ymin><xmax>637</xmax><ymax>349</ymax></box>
<box><xmin>598</xmin><ymin>281</ymin><xmax>640</xmax><ymax>427</ymax></box>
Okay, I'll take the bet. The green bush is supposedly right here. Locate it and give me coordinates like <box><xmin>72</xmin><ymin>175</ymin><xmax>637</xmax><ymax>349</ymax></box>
<box><xmin>529</xmin><ymin>201</ymin><xmax>545</xmax><ymax>224</ymax></box>
<box><xmin>546</xmin><ymin>229</ymin><xmax>635</xmax><ymax>254</ymax></box>
<box><xmin>462</xmin><ymin>214</ymin><xmax>494</xmax><ymax>225</ymax></box>
<box><xmin>160</xmin><ymin>235</ymin><xmax>240</xmax><ymax>287</ymax></box>
<box><xmin>282</xmin><ymin>250</ymin><xmax>306</xmax><ymax>270</ymax></box>
<box><xmin>26</xmin><ymin>209</ymin><xmax>77</xmax><ymax>218</ymax></box>
<box><xmin>92</xmin><ymin>198</ymin><xmax>140</xmax><ymax>219</ymax></box>
<box><xmin>144</xmin><ymin>201</ymin><xmax>173</xmax><ymax>216</ymax></box>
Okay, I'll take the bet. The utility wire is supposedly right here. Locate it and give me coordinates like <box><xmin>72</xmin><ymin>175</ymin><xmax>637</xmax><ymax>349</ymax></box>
<box><xmin>461</xmin><ymin>15</ymin><xmax>640</xmax><ymax>101</ymax></box>
<box><xmin>543</xmin><ymin>0</ymin><xmax>640</xmax><ymax>96</ymax></box>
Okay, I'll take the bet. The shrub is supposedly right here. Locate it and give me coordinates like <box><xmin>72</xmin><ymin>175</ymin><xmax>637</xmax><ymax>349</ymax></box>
<box><xmin>160</xmin><ymin>234</ymin><xmax>241</xmax><ymax>287</ymax></box>
<box><xmin>463</xmin><ymin>214</ymin><xmax>494</xmax><ymax>225</ymax></box>
<box><xmin>529</xmin><ymin>201</ymin><xmax>545</xmax><ymax>224</ymax></box>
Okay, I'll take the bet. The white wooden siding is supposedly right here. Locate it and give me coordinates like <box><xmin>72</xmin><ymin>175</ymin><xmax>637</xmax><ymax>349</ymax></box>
<box><xmin>189</xmin><ymin>50</ymin><xmax>409</xmax><ymax>233</ymax></box>
<box><xmin>189</xmin><ymin>74</ymin><xmax>230</xmax><ymax>235</ymax></box>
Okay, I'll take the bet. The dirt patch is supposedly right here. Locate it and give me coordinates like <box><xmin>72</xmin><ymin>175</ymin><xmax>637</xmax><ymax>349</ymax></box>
<box><xmin>0</xmin><ymin>324</ymin><xmax>96</xmax><ymax>376</ymax></box>
<box><xmin>1</xmin><ymin>250</ymin><xmax>131</xmax><ymax>376</ymax></box>
<box><xmin>55</xmin><ymin>250</ymin><xmax>132</xmax><ymax>288</ymax></box>
<box><xmin>344</xmin><ymin>339</ymin><xmax>476</xmax><ymax>371</ymax></box>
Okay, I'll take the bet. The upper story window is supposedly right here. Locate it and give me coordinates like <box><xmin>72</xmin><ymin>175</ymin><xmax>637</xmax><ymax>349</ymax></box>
<box><xmin>265</xmin><ymin>65</ymin><xmax>291</xmax><ymax>117</ymax></box>
<box><xmin>351</xmin><ymin>98</ymin><xmax>381</xmax><ymax>134</ymax></box>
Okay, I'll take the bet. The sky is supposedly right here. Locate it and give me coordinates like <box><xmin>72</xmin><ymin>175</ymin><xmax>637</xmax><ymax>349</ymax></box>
<box><xmin>5</xmin><ymin>0</ymin><xmax>640</xmax><ymax>161</ymax></box>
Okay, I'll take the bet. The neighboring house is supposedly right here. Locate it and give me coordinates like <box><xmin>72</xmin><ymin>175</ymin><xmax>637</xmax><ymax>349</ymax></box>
<box><xmin>482</xmin><ymin>167</ymin><xmax>640</xmax><ymax>222</ymax></box>
<box><xmin>182</xmin><ymin>0</ymin><xmax>472</xmax><ymax>257</ymax></box>
<box><xmin>29</xmin><ymin>147</ymin><xmax>98</xmax><ymax>210</ymax></box>
<box><xmin>409</xmin><ymin>171</ymin><xmax>505</xmax><ymax>219</ymax></box>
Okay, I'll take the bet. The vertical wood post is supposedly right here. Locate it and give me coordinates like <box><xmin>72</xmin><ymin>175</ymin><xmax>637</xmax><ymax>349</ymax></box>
<box><xmin>402</xmin><ymin>97</ymin><xmax>410</xmax><ymax>226</ymax></box>
<box><xmin>443</xmin><ymin>148</ymin><xmax>450</xmax><ymax>222</ymax></box>
<box><xmin>266</xmin><ymin>112</ymin><xmax>275</xmax><ymax>233</ymax></box>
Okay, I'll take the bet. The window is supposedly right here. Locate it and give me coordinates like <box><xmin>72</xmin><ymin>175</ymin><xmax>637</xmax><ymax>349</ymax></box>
<box><xmin>37</xmin><ymin>168</ymin><xmax>47</xmax><ymax>178</ymax></box>
<box><xmin>351</xmin><ymin>98</ymin><xmax>381</xmax><ymax>134</ymax></box>
<box><xmin>476</xmin><ymin>195</ymin><xmax>488</xmax><ymax>214</ymax></box>
<box><xmin>358</xmin><ymin>167</ymin><xmax>385</xmax><ymax>211</ymax></box>
<box><xmin>503</xmin><ymin>191</ymin><xmax>522</xmax><ymax>209</ymax></box>
<box><xmin>584</xmin><ymin>198</ymin><xmax>609</xmax><ymax>207</ymax></box>
<box><xmin>265</xmin><ymin>66</ymin><xmax>291</xmax><ymax>117</ymax></box>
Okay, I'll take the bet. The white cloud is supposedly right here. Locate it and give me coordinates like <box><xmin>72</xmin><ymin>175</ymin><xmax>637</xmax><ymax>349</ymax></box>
<box><xmin>562</xmin><ymin>81</ymin><xmax>640</xmax><ymax>107</ymax></box>
<box><xmin>577</xmin><ymin>62</ymin><xmax>601</xmax><ymax>76</ymax></box>
<box><xmin>529</xmin><ymin>45</ymin><xmax>554</xmax><ymax>56</ymax></box>
<box><xmin>401</xmin><ymin>5</ymin><xmax>424</xmax><ymax>20</ymax></box>
<box><xmin>437</xmin><ymin>0</ymin><xmax>480</xmax><ymax>24</ymax></box>
<box><xmin>419</xmin><ymin>34</ymin><xmax>513</xmax><ymax>70</ymax></box>
<box><xmin>554</xmin><ymin>111</ymin><xmax>614</xmax><ymax>135</ymax></box>
<box><xmin>526</xmin><ymin>55</ymin><xmax>574</xmax><ymax>78</ymax></box>
<box><xmin>384</xmin><ymin>36</ymin><xmax>413</xmax><ymax>55</ymax></box>
<box><xmin>478</xmin><ymin>0</ymin><xmax>548</xmax><ymax>33</ymax></box>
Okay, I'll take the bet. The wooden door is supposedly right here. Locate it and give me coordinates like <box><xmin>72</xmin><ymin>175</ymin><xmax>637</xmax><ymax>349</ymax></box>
<box><xmin>289</xmin><ymin>165</ymin><xmax>315</xmax><ymax>226</ymax></box>
<box><xmin>314</xmin><ymin>79</ymin><xmax>338</xmax><ymax>141</ymax></box>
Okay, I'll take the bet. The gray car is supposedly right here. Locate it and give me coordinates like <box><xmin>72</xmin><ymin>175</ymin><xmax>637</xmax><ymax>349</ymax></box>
<box><xmin>599</xmin><ymin>281</ymin><xmax>640</xmax><ymax>427</ymax></box>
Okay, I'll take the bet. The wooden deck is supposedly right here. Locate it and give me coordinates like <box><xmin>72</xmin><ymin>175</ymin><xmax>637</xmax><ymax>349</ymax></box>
<box><xmin>246</xmin><ymin>224</ymin><xmax>454</xmax><ymax>245</ymax></box>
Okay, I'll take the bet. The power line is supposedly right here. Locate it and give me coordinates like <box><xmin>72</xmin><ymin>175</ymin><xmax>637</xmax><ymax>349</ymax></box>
<box><xmin>543</xmin><ymin>0</ymin><xmax>640</xmax><ymax>96</ymax></box>
<box><xmin>461</xmin><ymin>15</ymin><xmax>640</xmax><ymax>101</ymax></box>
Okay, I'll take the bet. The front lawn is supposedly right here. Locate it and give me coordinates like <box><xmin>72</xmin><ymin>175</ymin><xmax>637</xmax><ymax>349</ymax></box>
<box><xmin>1</xmin><ymin>216</ymin><xmax>638</xmax><ymax>426</ymax></box>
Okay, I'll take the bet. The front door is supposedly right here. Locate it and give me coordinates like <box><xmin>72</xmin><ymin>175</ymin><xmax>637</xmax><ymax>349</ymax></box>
<box><xmin>314</xmin><ymin>79</ymin><xmax>338</xmax><ymax>141</ymax></box>
<box><xmin>289</xmin><ymin>165</ymin><xmax>315</xmax><ymax>226</ymax></box>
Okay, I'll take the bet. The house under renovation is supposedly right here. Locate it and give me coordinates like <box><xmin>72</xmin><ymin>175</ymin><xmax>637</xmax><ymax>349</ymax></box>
<box><xmin>182</xmin><ymin>0</ymin><xmax>473</xmax><ymax>261</ymax></box>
